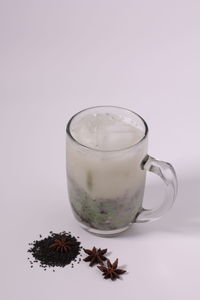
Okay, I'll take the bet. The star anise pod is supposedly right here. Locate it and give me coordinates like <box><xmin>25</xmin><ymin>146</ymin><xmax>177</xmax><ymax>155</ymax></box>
<box><xmin>97</xmin><ymin>258</ymin><xmax>126</xmax><ymax>280</ymax></box>
<box><xmin>49</xmin><ymin>238</ymin><xmax>72</xmax><ymax>253</ymax></box>
<box><xmin>83</xmin><ymin>247</ymin><xmax>107</xmax><ymax>266</ymax></box>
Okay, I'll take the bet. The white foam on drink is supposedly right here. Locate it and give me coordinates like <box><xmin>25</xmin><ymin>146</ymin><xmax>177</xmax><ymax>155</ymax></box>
<box><xmin>71</xmin><ymin>113</ymin><xmax>144</xmax><ymax>151</ymax></box>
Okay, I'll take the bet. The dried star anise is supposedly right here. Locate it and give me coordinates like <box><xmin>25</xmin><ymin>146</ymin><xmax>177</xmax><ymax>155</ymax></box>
<box><xmin>49</xmin><ymin>238</ymin><xmax>72</xmax><ymax>253</ymax></box>
<box><xmin>97</xmin><ymin>258</ymin><xmax>126</xmax><ymax>280</ymax></box>
<box><xmin>83</xmin><ymin>247</ymin><xmax>107</xmax><ymax>266</ymax></box>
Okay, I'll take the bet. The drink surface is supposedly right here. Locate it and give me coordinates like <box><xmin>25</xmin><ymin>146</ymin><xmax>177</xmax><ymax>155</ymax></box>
<box><xmin>70</xmin><ymin>113</ymin><xmax>144</xmax><ymax>151</ymax></box>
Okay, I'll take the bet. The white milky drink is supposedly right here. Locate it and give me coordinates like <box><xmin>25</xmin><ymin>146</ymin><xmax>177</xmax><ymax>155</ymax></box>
<box><xmin>66</xmin><ymin>107</ymin><xmax>148</xmax><ymax>234</ymax></box>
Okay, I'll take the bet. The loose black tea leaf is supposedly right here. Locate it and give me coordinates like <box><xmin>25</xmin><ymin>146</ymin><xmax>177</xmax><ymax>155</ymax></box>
<box><xmin>28</xmin><ymin>231</ymin><xmax>81</xmax><ymax>270</ymax></box>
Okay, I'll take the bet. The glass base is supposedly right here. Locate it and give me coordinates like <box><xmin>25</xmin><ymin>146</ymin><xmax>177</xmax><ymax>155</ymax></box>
<box><xmin>78</xmin><ymin>221</ymin><xmax>131</xmax><ymax>237</ymax></box>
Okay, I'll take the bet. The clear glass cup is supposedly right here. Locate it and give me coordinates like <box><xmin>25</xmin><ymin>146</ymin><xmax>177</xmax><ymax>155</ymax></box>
<box><xmin>66</xmin><ymin>106</ymin><xmax>178</xmax><ymax>236</ymax></box>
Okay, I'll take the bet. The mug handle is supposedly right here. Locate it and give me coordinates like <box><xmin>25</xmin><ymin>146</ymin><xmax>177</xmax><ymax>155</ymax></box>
<box><xmin>135</xmin><ymin>155</ymin><xmax>178</xmax><ymax>223</ymax></box>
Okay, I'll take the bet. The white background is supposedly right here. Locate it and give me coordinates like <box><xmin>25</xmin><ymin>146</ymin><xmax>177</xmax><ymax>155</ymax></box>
<box><xmin>1</xmin><ymin>1</ymin><xmax>200</xmax><ymax>299</ymax></box>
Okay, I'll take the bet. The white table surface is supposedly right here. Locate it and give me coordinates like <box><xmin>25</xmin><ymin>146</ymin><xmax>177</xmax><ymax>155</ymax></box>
<box><xmin>1</xmin><ymin>1</ymin><xmax>200</xmax><ymax>299</ymax></box>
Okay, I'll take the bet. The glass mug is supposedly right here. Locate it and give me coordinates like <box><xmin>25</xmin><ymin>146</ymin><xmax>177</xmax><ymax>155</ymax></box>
<box><xmin>66</xmin><ymin>106</ymin><xmax>178</xmax><ymax>236</ymax></box>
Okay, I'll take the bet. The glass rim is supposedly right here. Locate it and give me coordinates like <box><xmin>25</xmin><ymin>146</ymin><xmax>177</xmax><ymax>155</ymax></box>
<box><xmin>66</xmin><ymin>105</ymin><xmax>148</xmax><ymax>152</ymax></box>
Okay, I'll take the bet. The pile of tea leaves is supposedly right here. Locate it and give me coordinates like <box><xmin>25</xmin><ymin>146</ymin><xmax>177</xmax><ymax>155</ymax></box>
<box><xmin>28</xmin><ymin>231</ymin><xmax>82</xmax><ymax>270</ymax></box>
